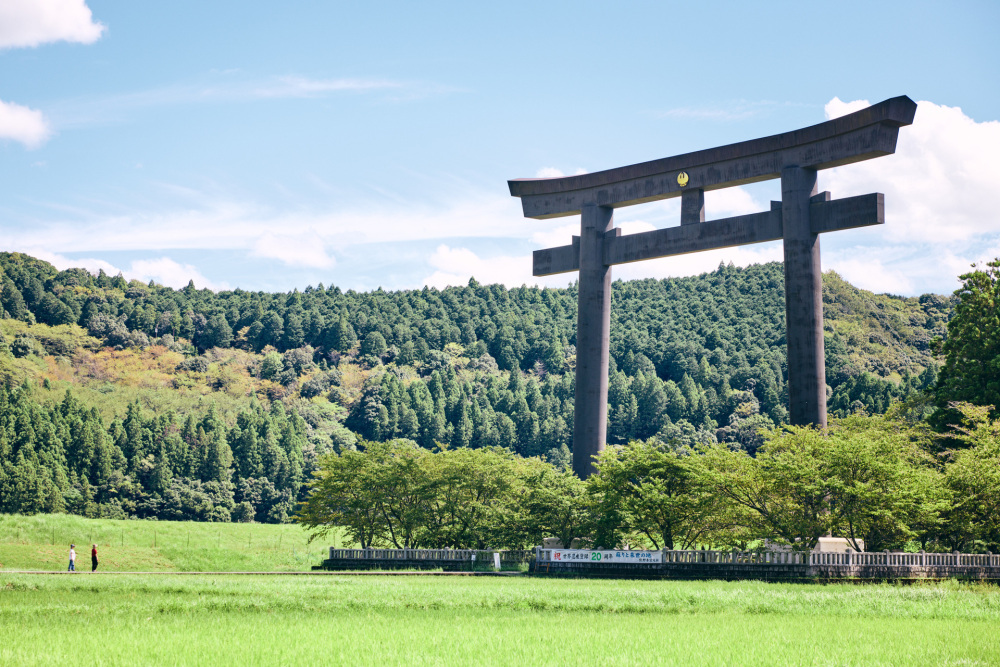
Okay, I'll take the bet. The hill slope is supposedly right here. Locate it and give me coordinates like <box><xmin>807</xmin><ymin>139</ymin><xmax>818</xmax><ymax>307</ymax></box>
<box><xmin>0</xmin><ymin>253</ymin><xmax>951</xmax><ymax>522</ymax></box>
<box><xmin>0</xmin><ymin>513</ymin><xmax>334</xmax><ymax>571</ymax></box>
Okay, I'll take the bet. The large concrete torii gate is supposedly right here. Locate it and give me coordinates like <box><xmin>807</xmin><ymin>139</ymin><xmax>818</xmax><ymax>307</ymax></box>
<box><xmin>508</xmin><ymin>96</ymin><xmax>917</xmax><ymax>478</ymax></box>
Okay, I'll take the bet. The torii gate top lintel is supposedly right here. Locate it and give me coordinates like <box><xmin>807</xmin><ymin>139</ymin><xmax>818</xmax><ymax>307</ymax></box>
<box><xmin>508</xmin><ymin>95</ymin><xmax>916</xmax><ymax>220</ymax></box>
<box><xmin>506</xmin><ymin>95</ymin><xmax>917</xmax><ymax>479</ymax></box>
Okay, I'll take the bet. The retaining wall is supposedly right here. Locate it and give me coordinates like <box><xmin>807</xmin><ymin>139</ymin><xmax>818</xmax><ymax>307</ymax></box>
<box><xmin>529</xmin><ymin>560</ymin><xmax>1000</xmax><ymax>581</ymax></box>
<box><xmin>316</xmin><ymin>547</ymin><xmax>1000</xmax><ymax>580</ymax></box>
<box><xmin>315</xmin><ymin>548</ymin><xmax>533</xmax><ymax>572</ymax></box>
<box><xmin>316</xmin><ymin>558</ymin><xmax>475</xmax><ymax>572</ymax></box>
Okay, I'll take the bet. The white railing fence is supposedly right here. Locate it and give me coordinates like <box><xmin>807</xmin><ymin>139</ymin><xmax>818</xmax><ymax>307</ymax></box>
<box><xmin>807</xmin><ymin>550</ymin><xmax>999</xmax><ymax>567</ymax></box>
<box><xmin>534</xmin><ymin>548</ymin><xmax>1000</xmax><ymax>568</ymax></box>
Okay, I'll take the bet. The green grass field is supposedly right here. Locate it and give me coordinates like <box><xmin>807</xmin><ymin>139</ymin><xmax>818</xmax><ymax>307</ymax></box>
<box><xmin>3</xmin><ymin>516</ymin><xmax>999</xmax><ymax>664</ymax></box>
<box><xmin>1</xmin><ymin>574</ymin><xmax>998</xmax><ymax>665</ymax></box>
<box><xmin>0</xmin><ymin>513</ymin><xmax>342</xmax><ymax>572</ymax></box>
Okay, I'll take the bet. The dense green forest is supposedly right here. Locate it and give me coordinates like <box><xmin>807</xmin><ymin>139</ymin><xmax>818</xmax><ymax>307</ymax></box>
<box><xmin>0</xmin><ymin>251</ymin><xmax>952</xmax><ymax>523</ymax></box>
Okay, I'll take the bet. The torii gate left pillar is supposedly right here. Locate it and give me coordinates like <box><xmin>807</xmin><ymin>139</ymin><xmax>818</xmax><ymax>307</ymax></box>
<box><xmin>574</xmin><ymin>203</ymin><xmax>614</xmax><ymax>478</ymax></box>
<box><xmin>509</xmin><ymin>96</ymin><xmax>916</xmax><ymax>479</ymax></box>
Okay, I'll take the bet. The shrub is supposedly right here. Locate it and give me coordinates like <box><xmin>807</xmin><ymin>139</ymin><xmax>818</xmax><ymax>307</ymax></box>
<box><xmin>177</xmin><ymin>356</ymin><xmax>210</xmax><ymax>373</ymax></box>
<box><xmin>232</xmin><ymin>501</ymin><xmax>255</xmax><ymax>523</ymax></box>
<box><xmin>11</xmin><ymin>332</ymin><xmax>37</xmax><ymax>358</ymax></box>
<box><xmin>87</xmin><ymin>313</ymin><xmax>132</xmax><ymax>349</ymax></box>
<box><xmin>258</xmin><ymin>352</ymin><xmax>283</xmax><ymax>380</ymax></box>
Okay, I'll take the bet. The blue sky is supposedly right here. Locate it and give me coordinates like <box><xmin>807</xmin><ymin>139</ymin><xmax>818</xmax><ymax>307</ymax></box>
<box><xmin>1</xmin><ymin>0</ymin><xmax>998</xmax><ymax>296</ymax></box>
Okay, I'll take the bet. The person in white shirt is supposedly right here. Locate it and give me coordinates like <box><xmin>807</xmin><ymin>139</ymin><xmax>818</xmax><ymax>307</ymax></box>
<box><xmin>68</xmin><ymin>544</ymin><xmax>76</xmax><ymax>572</ymax></box>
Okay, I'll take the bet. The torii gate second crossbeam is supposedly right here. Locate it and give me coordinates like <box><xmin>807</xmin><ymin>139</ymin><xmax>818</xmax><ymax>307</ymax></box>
<box><xmin>508</xmin><ymin>96</ymin><xmax>917</xmax><ymax>478</ymax></box>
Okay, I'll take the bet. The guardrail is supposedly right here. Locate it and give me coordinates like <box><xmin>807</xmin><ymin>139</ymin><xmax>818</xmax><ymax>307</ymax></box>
<box><xmin>535</xmin><ymin>548</ymin><xmax>1000</xmax><ymax>567</ymax></box>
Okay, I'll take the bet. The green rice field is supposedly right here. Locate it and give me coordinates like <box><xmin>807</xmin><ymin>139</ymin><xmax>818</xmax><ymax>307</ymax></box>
<box><xmin>2</xmin><ymin>573</ymin><xmax>998</xmax><ymax>665</ymax></box>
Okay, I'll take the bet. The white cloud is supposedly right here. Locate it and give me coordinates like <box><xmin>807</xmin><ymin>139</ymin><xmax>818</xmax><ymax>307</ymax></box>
<box><xmin>422</xmin><ymin>245</ymin><xmax>542</xmax><ymax>289</ymax></box>
<box><xmin>535</xmin><ymin>167</ymin><xmax>564</xmax><ymax>178</ymax></box>
<box><xmin>0</xmin><ymin>0</ymin><xmax>105</xmax><ymax>49</ymax></box>
<box><xmin>28</xmin><ymin>249</ymin><xmax>120</xmax><ymax>278</ymax></box>
<box><xmin>531</xmin><ymin>222</ymin><xmax>578</xmax><ymax>248</ymax></box>
<box><xmin>129</xmin><ymin>257</ymin><xmax>222</xmax><ymax>290</ymax></box>
<box><xmin>0</xmin><ymin>1</ymin><xmax>102</xmax><ymax>149</ymax></box>
<box><xmin>26</xmin><ymin>250</ymin><xmax>223</xmax><ymax>290</ymax></box>
<box><xmin>617</xmin><ymin>221</ymin><xmax>657</xmax><ymax>236</ymax></box>
<box><xmin>824</xmin><ymin>97</ymin><xmax>872</xmax><ymax>120</ymax></box>
<box><xmin>706</xmin><ymin>186</ymin><xmax>763</xmax><ymax>217</ymax></box>
<box><xmin>534</xmin><ymin>167</ymin><xmax>588</xmax><ymax>179</ymax></box>
<box><xmin>823</xmin><ymin>99</ymin><xmax>1000</xmax><ymax>244</ymax></box>
<box><xmin>816</xmin><ymin>97</ymin><xmax>1000</xmax><ymax>294</ymax></box>
<box><xmin>250</xmin><ymin>231</ymin><xmax>335</xmax><ymax>269</ymax></box>
<box><xmin>0</xmin><ymin>99</ymin><xmax>51</xmax><ymax>148</ymax></box>
<box><xmin>1</xmin><ymin>186</ymin><xmax>543</xmax><ymax>268</ymax></box>
<box><xmin>825</xmin><ymin>241</ymin><xmax>1000</xmax><ymax>296</ymax></box>
<box><xmin>825</xmin><ymin>252</ymin><xmax>916</xmax><ymax>295</ymax></box>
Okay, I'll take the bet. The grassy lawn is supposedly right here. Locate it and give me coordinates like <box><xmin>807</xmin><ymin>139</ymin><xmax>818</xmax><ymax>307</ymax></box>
<box><xmin>0</xmin><ymin>513</ymin><xmax>339</xmax><ymax>572</ymax></box>
<box><xmin>1</xmin><ymin>574</ymin><xmax>998</xmax><ymax>665</ymax></box>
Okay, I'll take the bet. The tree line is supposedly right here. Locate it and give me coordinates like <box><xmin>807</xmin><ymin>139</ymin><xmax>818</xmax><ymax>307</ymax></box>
<box><xmin>0</xmin><ymin>252</ymin><xmax>944</xmax><ymax>431</ymax></box>
<box><xmin>301</xmin><ymin>404</ymin><xmax>1000</xmax><ymax>554</ymax></box>
<box><xmin>0</xmin><ymin>384</ymin><xmax>313</xmax><ymax>523</ymax></box>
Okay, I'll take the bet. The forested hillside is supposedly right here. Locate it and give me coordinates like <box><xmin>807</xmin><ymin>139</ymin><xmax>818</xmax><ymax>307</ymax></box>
<box><xmin>0</xmin><ymin>252</ymin><xmax>950</xmax><ymax>522</ymax></box>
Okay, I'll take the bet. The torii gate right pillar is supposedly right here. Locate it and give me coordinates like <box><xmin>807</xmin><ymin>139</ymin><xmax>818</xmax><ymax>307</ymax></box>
<box><xmin>782</xmin><ymin>166</ymin><xmax>827</xmax><ymax>428</ymax></box>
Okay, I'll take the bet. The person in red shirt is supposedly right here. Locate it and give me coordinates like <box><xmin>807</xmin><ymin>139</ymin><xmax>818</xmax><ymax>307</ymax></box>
<box><xmin>91</xmin><ymin>544</ymin><xmax>99</xmax><ymax>573</ymax></box>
